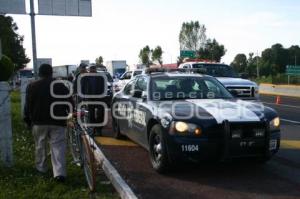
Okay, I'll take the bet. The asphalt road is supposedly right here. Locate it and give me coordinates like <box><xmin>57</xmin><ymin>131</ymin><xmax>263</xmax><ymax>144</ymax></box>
<box><xmin>96</xmin><ymin>95</ymin><xmax>300</xmax><ymax>199</ymax></box>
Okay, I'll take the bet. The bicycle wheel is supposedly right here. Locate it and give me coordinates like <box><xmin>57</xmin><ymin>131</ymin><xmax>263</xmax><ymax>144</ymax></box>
<box><xmin>67</xmin><ymin>125</ymin><xmax>81</xmax><ymax>163</ymax></box>
<box><xmin>81</xmin><ymin>134</ymin><xmax>97</xmax><ymax>192</ymax></box>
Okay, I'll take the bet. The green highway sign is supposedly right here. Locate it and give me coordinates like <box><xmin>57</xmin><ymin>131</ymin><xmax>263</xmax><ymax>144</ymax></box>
<box><xmin>286</xmin><ymin>65</ymin><xmax>300</xmax><ymax>75</ymax></box>
<box><xmin>180</xmin><ymin>50</ymin><xmax>196</xmax><ymax>58</ymax></box>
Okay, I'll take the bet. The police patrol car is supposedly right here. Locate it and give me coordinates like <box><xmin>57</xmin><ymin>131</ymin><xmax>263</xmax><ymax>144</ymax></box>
<box><xmin>111</xmin><ymin>69</ymin><xmax>280</xmax><ymax>173</ymax></box>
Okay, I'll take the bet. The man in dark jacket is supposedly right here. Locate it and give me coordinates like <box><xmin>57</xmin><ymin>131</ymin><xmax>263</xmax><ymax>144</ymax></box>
<box><xmin>73</xmin><ymin>63</ymin><xmax>88</xmax><ymax>95</ymax></box>
<box><xmin>86</xmin><ymin>65</ymin><xmax>107</xmax><ymax>135</ymax></box>
<box><xmin>24</xmin><ymin>64</ymin><xmax>72</xmax><ymax>182</ymax></box>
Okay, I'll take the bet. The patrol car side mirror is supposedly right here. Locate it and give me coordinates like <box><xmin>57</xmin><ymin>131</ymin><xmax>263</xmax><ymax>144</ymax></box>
<box><xmin>133</xmin><ymin>90</ymin><xmax>143</xmax><ymax>98</ymax></box>
<box><xmin>141</xmin><ymin>91</ymin><xmax>147</xmax><ymax>100</ymax></box>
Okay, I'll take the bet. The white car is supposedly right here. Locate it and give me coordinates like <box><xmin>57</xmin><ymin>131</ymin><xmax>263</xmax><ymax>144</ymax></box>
<box><xmin>113</xmin><ymin>69</ymin><xmax>143</xmax><ymax>92</ymax></box>
<box><xmin>178</xmin><ymin>62</ymin><xmax>259</xmax><ymax>100</ymax></box>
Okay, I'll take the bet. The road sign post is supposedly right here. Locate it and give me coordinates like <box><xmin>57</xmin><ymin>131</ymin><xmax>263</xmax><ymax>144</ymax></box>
<box><xmin>286</xmin><ymin>65</ymin><xmax>300</xmax><ymax>76</ymax></box>
<box><xmin>0</xmin><ymin>0</ymin><xmax>26</xmax><ymax>14</ymax></box>
<box><xmin>180</xmin><ymin>50</ymin><xmax>196</xmax><ymax>58</ymax></box>
<box><xmin>286</xmin><ymin>65</ymin><xmax>300</xmax><ymax>85</ymax></box>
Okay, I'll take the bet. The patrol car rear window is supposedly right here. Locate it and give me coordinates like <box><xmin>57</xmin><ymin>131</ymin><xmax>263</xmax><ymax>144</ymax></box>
<box><xmin>150</xmin><ymin>76</ymin><xmax>232</xmax><ymax>100</ymax></box>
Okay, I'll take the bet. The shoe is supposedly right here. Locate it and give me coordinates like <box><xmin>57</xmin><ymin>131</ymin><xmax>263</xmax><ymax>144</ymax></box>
<box><xmin>54</xmin><ymin>176</ymin><xmax>66</xmax><ymax>183</ymax></box>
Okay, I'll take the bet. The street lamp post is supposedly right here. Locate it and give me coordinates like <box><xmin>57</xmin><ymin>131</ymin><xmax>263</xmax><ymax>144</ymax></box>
<box><xmin>256</xmin><ymin>51</ymin><xmax>259</xmax><ymax>78</ymax></box>
<box><xmin>0</xmin><ymin>38</ymin><xmax>2</xmax><ymax>58</ymax></box>
<box><xmin>30</xmin><ymin>0</ymin><xmax>38</xmax><ymax>79</ymax></box>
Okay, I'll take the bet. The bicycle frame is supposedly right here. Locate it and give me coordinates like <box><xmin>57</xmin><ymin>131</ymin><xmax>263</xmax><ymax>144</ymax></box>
<box><xmin>67</xmin><ymin>108</ymin><xmax>97</xmax><ymax>191</ymax></box>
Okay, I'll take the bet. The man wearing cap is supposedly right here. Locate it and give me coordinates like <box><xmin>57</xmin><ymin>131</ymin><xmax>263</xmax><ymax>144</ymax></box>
<box><xmin>24</xmin><ymin>64</ymin><xmax>72</xmax><ymax>182</ymax></box>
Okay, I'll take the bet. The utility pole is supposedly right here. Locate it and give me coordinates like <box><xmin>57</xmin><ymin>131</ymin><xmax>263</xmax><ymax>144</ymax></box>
<box><xmin>0</xmin><ymin>38</ymin><xmax>2</xmax><ymax>58</ymax></box>
<box><xmin>256</xmin><ymin>51</ymin><xmax>259</xmax><ymax>78</ymax></box>
<box><xmin>30</xmin><ymin>0</ymin><xmax>38</xmax><ymax>79</ymax></box>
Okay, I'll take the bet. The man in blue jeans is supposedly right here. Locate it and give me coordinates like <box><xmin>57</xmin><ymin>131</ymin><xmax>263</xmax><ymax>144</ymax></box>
<box><xmin>24</xmin><ymin>64</ymin><xmax>72</xmax><ymax>182</ymax></box>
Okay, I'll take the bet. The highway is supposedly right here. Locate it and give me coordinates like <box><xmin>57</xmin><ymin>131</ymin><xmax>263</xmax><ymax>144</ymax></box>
<box><xmin>96</xmin><ymin>94</ymin><xmax>300</xmax><ymax>199</ymax></box>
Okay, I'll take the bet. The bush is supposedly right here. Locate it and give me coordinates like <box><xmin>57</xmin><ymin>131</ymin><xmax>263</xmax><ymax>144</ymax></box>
<box><xmin>0</xmin><ymin>55</ymin><xmax>14</xmax><ymax>81</ymax></box>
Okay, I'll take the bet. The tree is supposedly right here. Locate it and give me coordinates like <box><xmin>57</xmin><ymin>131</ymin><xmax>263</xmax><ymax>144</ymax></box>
<box><xmin>287</xmin><ymin>45</ymin><xmax>300</xmax><ymax>66</ymax></box>
<box><xmin>139</xmin><ymin>45</ymin><xmax>152</xmax><ymax>67</ymax></box>
<box><xmin>230</xmin><ymin>54</ymin><xmax>247</xmax><ymax>73</ymax></box>
<box><xmin>95</xmin><ymin>56</ymin><xmax>103</xmax><ymax>65</ymax></box>
<box><xmin>198</xmin><ymin>39</ymin><xmax>226</xmax><ymax>62</ymax></box>
<box><xmin>270</xmin><ymin>43</ymin><xmax>288</xmax><ymax>74</ymax></box>
<box><xmin>179</xmin><ymin>21</ymin><xmax>206</xmax><ymax>51</ymax></box>
<box><xmin>259</xmin><ymin>48</ymin><xmax>272</xmax><ymax>76</ymax></box>
<box><xmin>232</xmin><ymin>43</ymin><xmax>300</xmax><ymax>78</ymax></box>
<box><xmin>151</xmin><ymin>46</ymin><xmax>163</xmax><ymax>66</ymax></box>
<box><xmin>246</xmin><ymin>53</ymin><xmax>261</xmax><ymax>77</ymax></box>
<box><xmin>0</xmin><ymin>15</ymin><xmax>30</xmax><ymax>70</ymax></box>
<box><xmin>0</xmin><ymin>55</ymin><xmax>14</xmax><ymax>81</ymax></box>
<box><xmin>259</xmin><ymin>43</ymin><xmax>288</xmax><ymax>76</ymax></box>
<box><xmin>177</xmin><ymin>56</ymin><xmax>184</xmax><ymax>66</ymax></box>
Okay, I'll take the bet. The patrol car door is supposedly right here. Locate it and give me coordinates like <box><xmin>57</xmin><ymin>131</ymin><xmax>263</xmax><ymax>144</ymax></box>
<box><xmin>117</xmin><ymin>80</ymin><xmax>136</xmax><ymax>135</ymax></box>
<box><xmin>130</xmin><ymin>76</ymin><xmax>149</xmax><ymax>146</ymax></box>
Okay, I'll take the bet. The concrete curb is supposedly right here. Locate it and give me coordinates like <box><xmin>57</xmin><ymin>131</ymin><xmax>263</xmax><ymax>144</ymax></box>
<box><xmin>259</xmin><ymin>83</ymin><xmax>300</xmax><ymax>98</ymax></box>
<box><xmin>259</xmin><ymin>91</ymin><xmax>300</xmax><ymax>98</ymax></box>
<box><xmin>86</xmin><ymin>135</ymin><xmax>138</xmax><ymax>199</ymax></box>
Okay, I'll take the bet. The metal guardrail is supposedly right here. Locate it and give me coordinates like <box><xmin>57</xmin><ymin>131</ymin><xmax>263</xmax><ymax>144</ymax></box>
<box><xmin>87</xmin><ymin>136</ymin><xmax>138</xmax><ymax>199</ymax></box>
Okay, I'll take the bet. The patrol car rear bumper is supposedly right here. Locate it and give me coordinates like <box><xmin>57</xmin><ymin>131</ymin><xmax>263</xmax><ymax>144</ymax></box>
<box><xmin>165</xmin><ymin>121</ymin><xmax>281</xmax><ymax>162</ymax></box>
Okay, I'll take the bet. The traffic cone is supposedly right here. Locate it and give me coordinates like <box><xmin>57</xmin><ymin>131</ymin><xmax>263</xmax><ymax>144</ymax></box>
<box><xmin>275</xmin><ymin>96</ymin><xmax>281</xmax><ymax>105</ymax></box>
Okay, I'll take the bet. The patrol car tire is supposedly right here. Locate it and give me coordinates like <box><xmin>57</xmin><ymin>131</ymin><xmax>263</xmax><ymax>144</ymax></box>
<box><xmin>149</xmin><ymin>124</ymin><xmax>170</xmax><ymax>173</ymax></box>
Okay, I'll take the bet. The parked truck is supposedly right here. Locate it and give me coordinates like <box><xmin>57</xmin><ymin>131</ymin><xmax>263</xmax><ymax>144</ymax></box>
<box><xmin>52</xmin><ymin>65</ymin><xmax>77</xmax><ymax>79</ymax></box>
<box><xmin>106</xmin><ymin>60</ymin><xmax>127</xmax><ymax>78</ymax></box>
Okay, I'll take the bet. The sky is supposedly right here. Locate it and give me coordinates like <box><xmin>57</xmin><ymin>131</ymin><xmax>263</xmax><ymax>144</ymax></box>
<box><xmin>8</xmin><ymin>0</ymin><xmax>300</xmax><ymax>68</ymax></box>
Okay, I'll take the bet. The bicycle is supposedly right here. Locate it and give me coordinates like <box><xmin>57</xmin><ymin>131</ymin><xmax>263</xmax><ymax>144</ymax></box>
<box><xmin>67</xmin><ymin>108</ymin><xmax>97</xmax><ymax>191</ymax></box>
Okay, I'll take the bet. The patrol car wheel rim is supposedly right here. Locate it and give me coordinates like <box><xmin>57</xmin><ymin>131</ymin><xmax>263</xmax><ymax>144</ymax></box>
<box><xmin>153</xmin><ymin>135</ymin><xmax>162</xmax><ymax>162</ymax></box>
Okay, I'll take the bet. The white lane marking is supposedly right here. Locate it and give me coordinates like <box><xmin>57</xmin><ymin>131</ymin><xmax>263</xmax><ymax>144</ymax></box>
<box><xmin>262</xmin><ymin>102</ymin><xmax>300</xmax><ymax>109</ymax></box>
<box><xmin>281</xmin><ymin>118</ymin><xmax>300</xmax><ymax>125</ymax></box>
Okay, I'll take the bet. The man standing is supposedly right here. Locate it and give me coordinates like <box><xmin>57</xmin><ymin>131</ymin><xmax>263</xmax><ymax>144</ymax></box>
<box><xmin>86</xmin><ymin>65</ymin><xmax>106</xmax><ymax>135</ymax></box>
<box><xmin>73</xmin><ymin>63</ymin><xmax>89</xmax><ymax>105</ymax></box>
<box><xmin>24</xmin><ymin>64</ymin><xmax>72</xmax><ymax>182</ymax></box>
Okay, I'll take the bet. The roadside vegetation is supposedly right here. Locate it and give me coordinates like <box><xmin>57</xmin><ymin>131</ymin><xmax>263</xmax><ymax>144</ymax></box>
<box><xmin>231</xmin><ymin>44</ymin><xmax>300</xmax><ymax>85</ymax></box>
<box><xmin>0</xmin><ymin>91</ymin><xmax>118</xmax><ymax>199</ymax></box>
<box><xmin>254</xmin><ymin>74</ymin><xmax>300</xmax><ymax>85</ymax></box>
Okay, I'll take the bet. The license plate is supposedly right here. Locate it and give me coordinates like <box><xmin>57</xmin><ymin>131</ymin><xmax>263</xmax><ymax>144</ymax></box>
<box><xmin>181</xmin><ymin>145</ymin><xmax>199</xmax><ymax>152</ymax></box>
<box><xmin>269</xmin><ymin>139</ymin><xmax>277</xmax><ymax>150</ymax></box>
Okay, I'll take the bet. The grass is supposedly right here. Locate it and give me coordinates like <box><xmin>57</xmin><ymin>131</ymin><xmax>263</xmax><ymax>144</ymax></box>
<box><xmin>0</xmin><ymin>91</ymin><xmax>119</xmax><ymax>199</ymax></box>
<box><xmin>254</xmin><ymin>74</ymin><xmax>300</xmax><ymax>85</ymax></box>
